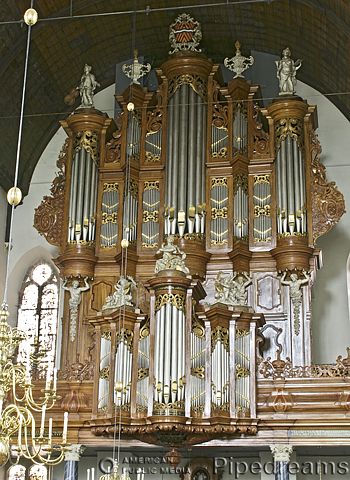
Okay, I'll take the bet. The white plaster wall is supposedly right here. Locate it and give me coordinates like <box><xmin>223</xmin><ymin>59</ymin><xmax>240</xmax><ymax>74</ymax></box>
<box><xmin>295</xmin><ymin>82</ymin><xmax>350</xmax><ymax>364</ymax></box>
<box><xmin>5</xmin><ymin>79</ymin><xmax>350</xmax><ymax>363</ymax></box>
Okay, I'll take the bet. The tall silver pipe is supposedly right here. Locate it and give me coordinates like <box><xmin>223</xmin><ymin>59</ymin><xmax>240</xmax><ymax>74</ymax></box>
<box><xmin>286</xmin><ymin>136</ymin><xmax>294</xmax><ymax>230</ymax></box>
<box><xmin>187</xmin><ymin>87</ymin><xmax>196</xmax><ymax>233</ymax></box>
<box><xmin>280</xmin><ymin>142</ymin><xmax>288</xmax><ymax>233</ymax></box>
<box><xmin>299</xmin><ymin>149</ymin><xmax>306</xmax><ymax>233</ymax></box>
<box><xmin>171</xmin><ymin>90</ymin><xmax>180</xmax><ymax>232</ymax></box>
<box><xmin>70</xmin><ymin>152</ymin><xmax>79</xmax><ymax>242</ymax></box>
<box><xmin>178</xmin><ymin>84</ymin><xmax>189</xmax><ymax>214</ymax></box>
<box><xmin>158</xmin><ymin>307</ymin><xmax>165</xmax><ymax>403</ymax></box>
<box><xmin>75</xmin><ymin>148</ymin><xmax>86</xmax><ymax>242</ymax></box>
<box><xmin>68</xmin><ymin>154</ymin><xmax>77</xmax><ymax>242</ymax></box>
<box><xmin>292</xmin><ymin>140</ymin><xmax>301</xmax><ymax>232</ymax></box>
<box><xmin>164</xmin><ymin>303</ymin><xmax>172</xmax><ymax>404</ymax></box>
<box><xmin>171</xmin><ymin>306</ymin><xmax>178</xmax><ymax>403</ymax></box>
<box><xmin>82</xmin><ymin>152</ymin><xmax>92</xmax><ymax>242</ymax></box>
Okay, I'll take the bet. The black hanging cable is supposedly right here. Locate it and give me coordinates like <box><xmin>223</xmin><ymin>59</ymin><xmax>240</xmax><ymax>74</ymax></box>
<box><xmin>2</xmin><ymin>1</ymin><xmax>35</xmax><ymax>310</ymax></box>
<box><xmin>113</xmin><ymin>0</ymin><xmax>138</xmax><ymax>472</ymax></box>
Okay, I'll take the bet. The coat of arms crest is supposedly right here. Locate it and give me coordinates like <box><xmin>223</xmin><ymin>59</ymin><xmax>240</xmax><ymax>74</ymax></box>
<box><xmin>169</xmin><ymin>13</ymin><xmax>202</xmax><ymax>55</ymax></box>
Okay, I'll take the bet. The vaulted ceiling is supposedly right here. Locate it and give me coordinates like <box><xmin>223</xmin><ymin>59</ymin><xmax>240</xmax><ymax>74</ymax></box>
<box><xmin>1</xmin><ymin>0</ymin><xmax>349</xmax><ymax>196</ymax></box>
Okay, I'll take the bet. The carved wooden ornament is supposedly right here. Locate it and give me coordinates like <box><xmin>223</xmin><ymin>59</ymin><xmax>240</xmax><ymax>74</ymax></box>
<box><xmin>33</xmin><ymin>139</ymin><xmax>68</xmax><ymax>248</ymax></box>
<box><xmin>309</xmin><ymin>126</ymin><xmax>346</xmax><ymax>243</ymax></box>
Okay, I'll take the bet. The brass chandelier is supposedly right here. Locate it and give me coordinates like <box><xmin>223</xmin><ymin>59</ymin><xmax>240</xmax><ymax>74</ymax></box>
<box><xmin>0</xmin><ymin>5</ymin><xmax>69</xmax><ymax>468</ymax></box>
<box><xmin>0</xmin><ymin>304</ymin><xmax>69</xmax><ymax>466</ymax></box>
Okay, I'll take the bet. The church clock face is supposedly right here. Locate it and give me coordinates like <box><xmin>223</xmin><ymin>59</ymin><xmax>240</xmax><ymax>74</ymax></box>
<box><xmin>192</xmin><ymin>468</ymin><xmax>209</xmax><ymax>480</ymax></box>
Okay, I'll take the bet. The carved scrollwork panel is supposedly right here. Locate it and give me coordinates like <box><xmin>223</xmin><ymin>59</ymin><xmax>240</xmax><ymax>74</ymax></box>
<box><xmin>251</xmin><ymin>102</ymin><xmax>270</xmax><ymax>156</ymax></box>
<box><xmin>33</xmin><ymin>139</ymin><xmax>68</xmax><ymax>248</ymax></box>
<box><xmin>105</xmin><ymin>111</ymin><xmax>124</xmax><ymax>163</ymax></box>
<box><xmin>309</xmin><ymin>126</ymin><xmax>346</xmax><ymax>243</ymax></box>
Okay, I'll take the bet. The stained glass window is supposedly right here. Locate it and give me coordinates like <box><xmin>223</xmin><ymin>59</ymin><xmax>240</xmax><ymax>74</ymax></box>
<box><xmin>29</xmin><ymin>465</ymin><xmax>47</xmax><ymax>480</ymax></box>
<box><xmin>8</xmin><ymin>465</ymin><xmax>25</xmax><ymax>480</ymax></box>
<box><xmin>17</xmin><ymin>261</ymin><xmax>59</xmax><ymax>377</ymax></box>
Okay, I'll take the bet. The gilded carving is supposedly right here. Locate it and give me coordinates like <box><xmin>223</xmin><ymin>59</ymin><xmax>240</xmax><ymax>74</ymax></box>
<box><xmin>274</xmin><ymin>117</ymin><xmax>304</xmax><ymax>153</ymax></box>
<box><xmin>211</xmin><ymin>325</ymin><xmax>229</xmax><ymax>353</ymax></box>
<box><xmin>258</xmin><ymin>348</ymin><xmax>350</xmax><ymax>379</ymax></box>
<box><xmin>168</xmin><ymin>74</ymin><xmax>207</xmax><ymax>101</ymax></box>
<box><xmin>236</xmin><ymin>364</ymin><xmax>250</xmax><ymax>379</ymax></box>
<box><xmin>236</xmin><ymin>329</ymin><xmax>249</xmax><ymax>339</ymax></box>
<box><xmin>309</xmin><ymin>125</ymin><xmax>346</xmax><ymax>243</ymax></box>
<box><xmin>155</xmin><ymin>293</ymin><xmax>186</xmax><ymax>313</ymax></box>
<box><xmin>191</xmin><ymin>366</ymin><xmax>205</xmax><ymax>379</ymax></box>
<box><xmin>128</xmin><ymin>179</ymin><xmax>139</xmax><ymax>200</ymax></box>
<box><xmin>232</xmin><ymin>173</ymin><xmax>248</xmax><ymax>197</ymax></box>
<box><xmin>140</xmin><ymin>318</ymin><xmax>150</xmax><ymax>339</ymax></box>
<box><xmin>211</xmin><ymin>177</ymin><xmax>228</xmax><ymax>188</ymax></box>
<box><xmin>33</xmin><ymin>139</ymin><xmax>68</xmax><ymax>248</ymax></box>
<box><xmin>168</xmin><ymin>13</ymin><xmax>202</xmax><ymax>55</ymax></box>
<box><xmin>73</xmin><ymin>130</ymin><xmax>99</xmax><ymax>166</ymax></box>
<box><xmin>192</xmin><ymin>315</ymin><xmax>205</xmax><ymax>339</ymax></box>
<box><xmin>105</xmin><ymin>111</ymin><xmax>123</xmax><ymax>163</ymax></box>
<box><xmin>138</xmin><ymin>367</ymin><xmax>149</xmax><ymax>381</ymax></box>
<box><xmin>253</xmin><ymin>174</ymin><xmax>270</xmax><ymax>185</ymax></box>
<box><xmin>211</xmin><ymin>80</ymin><xmax>228</xmax><ymax>132</ymax></box>
<box><xmin>99</xmin><ymin>365</ymin><xmax>110</xmax><ymax>380</ymax></box>
<box><xmin>116</xmin><ymin>328</ymin><xmax>134</xmax><ymax>353</ymax></box>
<box><xmin>146</xmin><ymin>86</ymin><xmax>163</xmax><ymax>135</ymax></box>
<box><xmin>144</xmin><ymin>181</ymin><xmax>160</xmax><ymax>192</ymax></box>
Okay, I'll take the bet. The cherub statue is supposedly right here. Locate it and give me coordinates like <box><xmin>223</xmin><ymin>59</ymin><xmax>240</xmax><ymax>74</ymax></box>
<box><xmin>155</xmin><ymin>235</ymin><xmax>190</xmax><ymax>275</ymax></box>
<box><xmin>63</xmin><ymin>276</ymin><xmax>90</xmax><ymax>341</ymax></box>
<box><xmin>276</xmin><ymin>47</ymin><xmax>302</xmax><ymax>95</ymax></box>
<box><xmin>102</xmin><ymin>275</ymin><xmax>137</xmax><ymax>311</ymax></box>
<box><xmin>76</xmin><ymin>64</ymin><xmax>100</xmax><ymax>108</ymax></box>
<box><xmin>215</xmin><ymin>272</ymin><xmax>236</xmax><ymax>305</ymax></box>
<box><xmin>234</xmin><ymin>271</ymin><xmax>252</xmax><ymax>305</ymax></box>
<box><xmin>281</xmin><ymin>269</ymin><xmax>310</xmax><ymax>335</ymax></box>
<box><xmin>214</xmin><ymin>271</ymin><xmax>251</xmax><ymax>306</ymax></box>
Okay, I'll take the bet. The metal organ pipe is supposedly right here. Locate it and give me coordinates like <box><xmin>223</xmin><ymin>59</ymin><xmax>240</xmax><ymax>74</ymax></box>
<box><xmin>165</xmin><ymin>83</ymin><xmax>207</xmax><ymax>236</ymax></box>
<box><xmin>276</xmin><ymin>133</ymin><xmax>306</xmax><ymax>236</ymax></box>
<box><xmin>82</xmin><ymin>151</ymin><xmax>92</xmax><ymax>242</ymax></box>
<box><xmin>68</xmin><ymin>146</ymin><xmax>99</xmax><ymax>244</ymax></box>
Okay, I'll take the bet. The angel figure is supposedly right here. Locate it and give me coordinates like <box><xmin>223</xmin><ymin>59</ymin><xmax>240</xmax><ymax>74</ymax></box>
<box><xmin>155</xmin><ymin>235</ymin><xmax>190</xmax><ymax>275</ymax></box>
<box><xmin>233</xmin><ymin>271</ymin><xmax>252</xmax><ymax>306</ymax></box>
<box><xmin>102</xmin><ymin>275</ymin><xmax>137</xmax><ymax>311</ymax></box>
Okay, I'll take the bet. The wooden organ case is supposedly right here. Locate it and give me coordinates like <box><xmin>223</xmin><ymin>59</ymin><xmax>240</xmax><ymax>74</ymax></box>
<box><xmin>34</xmin><ymin>15</ymin><xmax>346</xmax><ymax>458</ymax></box>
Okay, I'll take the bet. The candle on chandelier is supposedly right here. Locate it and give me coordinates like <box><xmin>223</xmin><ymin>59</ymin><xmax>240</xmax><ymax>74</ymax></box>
<box><xmin>63</xmin><ymin>411</ymin><xmax>68</xmax><ymax>438</ymax></box>
<box><xmin>40</xmin><ymin>404</ymin><xmax>46</xmax><ymax>433</ymax></box>
<box><xmin>48</xmin><ymin>417</ymin><xmax>52</xmax><ymax>441</ymax></box>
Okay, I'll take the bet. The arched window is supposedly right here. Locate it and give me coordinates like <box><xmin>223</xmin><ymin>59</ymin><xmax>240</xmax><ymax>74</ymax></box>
<box><xmin>17</xmin><ymin>261</ymin><xmax>59</xmax><ymax>376</ymax></box>
<box><xmin>7</xmin><ymin>465</ymin><xmax>25</xmax><ymax>480</ymax></box>
<box><xmin>29</xmin><ymin>464</ymin><xmax>48</xmax><ymax>480</ymax></box>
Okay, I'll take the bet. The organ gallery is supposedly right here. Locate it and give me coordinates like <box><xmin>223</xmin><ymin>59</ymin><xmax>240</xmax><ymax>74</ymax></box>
<box><xmin>31</xmin><ymin>11</ymin><xmax>348</xmax><ymax>474</ymax></box>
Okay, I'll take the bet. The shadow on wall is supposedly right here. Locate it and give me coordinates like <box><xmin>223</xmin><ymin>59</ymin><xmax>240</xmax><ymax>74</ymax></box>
<box><xmin>7</xmin><ymin>245</ymin><xmax>58</xmax><ymax>327</ymax></box>
<box><xmin>312</xmin><ymin>222</ymin><xmax>350</xmax><ymax>364</ymax></box>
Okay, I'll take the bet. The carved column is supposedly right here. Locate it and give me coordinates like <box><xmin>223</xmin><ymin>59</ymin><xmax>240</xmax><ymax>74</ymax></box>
<box><xmin>64</xmin><ymin>444</ymin><xmax>85</xmax><ymax>480</ymax></box>
<box><xmin>264</xmin><ymin>98</ymin><xmax>313</xmax><ymax>271</ymax></box>
<box><xmin>57</xmin><ymin>108</ymin><xmax>114</xmax><ymax>279</ymax></box>
<box><xmin>270</xmin><ymin>444</ymin><xmax>293</xmax><ymax>480</ymax></box>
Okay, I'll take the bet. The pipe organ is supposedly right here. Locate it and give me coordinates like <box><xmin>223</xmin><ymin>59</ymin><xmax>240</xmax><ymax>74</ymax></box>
<box><xmin>33</xmin><ymin>12</ymin><xmax>345</xmax><ymax>456</ymax></box>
